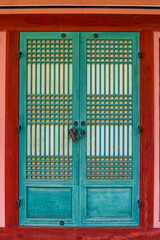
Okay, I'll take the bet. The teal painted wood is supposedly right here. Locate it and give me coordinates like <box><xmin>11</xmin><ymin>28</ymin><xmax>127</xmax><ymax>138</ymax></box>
<box><xmin>19</xmin><ymin>32</ymin><xmax>140</xmax><ymax>227</ymax></box>
<box><xmin>79</xmin><ymin>32</ymin><xmax>140</xmax><ymax>226</ymax></box>
<box><xmin>19</xmin><ymin>32</ymin><xmax>80</xmax><ymax>226</ymax></box>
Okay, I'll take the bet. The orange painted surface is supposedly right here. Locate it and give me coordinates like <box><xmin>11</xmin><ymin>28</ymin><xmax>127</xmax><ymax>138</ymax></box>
<box><xmin>0</xmin><ymin>31</ymin><xmax>5</xmax><ymax>227</ymax></box>
<box><xmin>1</xmin><ymin>8</ymin><xmax>160</xmax><ymax>15</ymax></box>
<box><xmin>0</xmin><ymin>0</ymin><xmax>160</xmax><ymax>5</ymax></box>
<box><xmin>154</xmin><ymin>32</ymin><xmax>160</xmax><ymax>228</ymax></box>
<box><xmin>0</xmin><ymin>0</ymin><xmax>160</xmax><ymax>15</ymax></box>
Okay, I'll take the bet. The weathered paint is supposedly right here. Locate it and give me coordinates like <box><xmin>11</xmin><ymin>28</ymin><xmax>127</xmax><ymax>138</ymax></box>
<box><xmin>154</xmin><ymin>32</ymin><xmax>160</xmax><ymax>228</ymax></box>
<box><xmin>19</xmin><ymin>32</ymin><xmax>140</xmax><ymax>227</ymax></box>
<box><xmin>0</xmin><ymin>31</ymin><xmax>5</xmax><ymax>228</ymax></box>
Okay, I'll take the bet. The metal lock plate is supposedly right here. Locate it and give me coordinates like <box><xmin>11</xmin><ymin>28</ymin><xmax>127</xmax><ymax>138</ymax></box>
<box><xmin>69</xmin><ymin>128</ymin><xmax>80</xmax><ymax>142</ymax></box>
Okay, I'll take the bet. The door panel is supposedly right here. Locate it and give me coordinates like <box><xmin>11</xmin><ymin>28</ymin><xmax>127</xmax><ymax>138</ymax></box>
<box><xmin>80</xmin><ymin>32</ymin><xmax>140</xmax><ymax>226</ymax></box>
<box><xmin>19</xmin><ymin>32</ymin><xmax>79</xmax><ymax>226</ymax></box>
<box><xmin>19</xmin><ymin>32</ymin><xmax>140</xmax><ymax>227</ymax></box>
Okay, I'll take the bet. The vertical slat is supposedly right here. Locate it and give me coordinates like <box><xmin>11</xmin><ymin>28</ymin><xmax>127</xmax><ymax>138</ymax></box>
<box><xmin>53</xmin><ymin>60</ymin><xmax>56</xmax><ymax>157</ymax></box>
<box><xmin>87</xmin><ymin>125</ymin><xmax>90</xmax><ymax>156</ymax></box>
<box><xmin>124</xmin><ymin>125</ymin><xmax>127</xmax><ymax>156</ymax></box>
<box><xmin>122</xmin><ymin>56</ymin><xmax>125</xmax><ymax>158</ymax></box>
<box><xmin>50</xmin><ymin>125</ymin><xmax>54</xmax><ymax>156</ymax></box>
<box><xmin>58</xmin><ymin>59</ymin><xmax>60</xmax><ymax>158</ymax></box>
<box><xmin>96</xmin><ymin>64</ymin><xmax>100</xmax><ymax>95</ymax></box>
<box><xmin>27</xmin><ymin>125</ymin><xmax>30</xmax><ymax>155</ymax></box>
<box><xmin>32</xmin><ymin>124</ymin><xmax>35</xmax><ymax>156</ymax></box>
<box><xmin>65</xmin><ymin>63</ymin><xmax>68</xmax><ymax>95</ymax></box>
<box><xmin>51</xmin><ymin>63</ymin><xmax>54</xmax><ymax>94</ymax></box>
<box><xmin>37</xmin><ymin>63</ymin><xmax>40</xmax><ymax>94</ymax></box>
<box><xmin>124</xmin><ymin>64</ymin><xmax>127</xmax><ymax>95</ymax></box>
<box><xmin>32</xmin><ymin>63</ymin><xmax>35</xmax><ymax>95</ymax></box>
<box><xmin>64</xmin><ymin>125</ymin><xmax>68</xmax><ymax>156</ymax></box>
<box><xmin>108</xmin><ymin>49</ymin><xmax>110</xmax><ymax>158</ymax></box>
<box><xmin>37</xmin><ymin>124</ymin><xmax>40</xmax><ymax>155</ymax></box>
<box><xmin>106</xmin><ymin>125</ymin><xmax>109</xmax><ymax>155</ymax></box>
<box><xmin>92</xmin><ymin>125</ymin><xmax>95</xmax><ymax>156</ymax></box>
<box><xmin>48</xmin><ymin>46</ymin><xmax>51</xmax><ymax>157</ymax></box>
<box><xmin>129</xmin><ymin>64</ymin><xmax>132</xmax><ymax>95</ymax></box>
<box><xmin>129</xmin><ymin>125</ymin><xmax>132</xmax><ymax>156</ymax></box>
<box><xmin>69</xmin><ymin>124</ymin><xmax>72</xmax><ymax>156</ymax></box>
<box><xmin>62</xmin><ymin>49</ymin><xmax>65</xmax><ymax>158</ymax></box>
<box><xmin>110</xmin><ymin>125</ymin><xmax>113</xmax><ymax>156</ymax></box>
<box><xmin>113</xmin><ymin>57</ymin><xmax>115</xmax><ymax>158</ymax></box>
<box><xmin>101</xmin><ymin>125</ymin><xmax>104</xmax><ymax>156</ymax></box>
<box><xmin>87</xmin><ymin>64</ymin><xmax>90</xmax><ymax>95</ymax></box>
<box><xmin>110</xmin><ymin>63</ymin><xmax>113</xmax><ymax>95</ymax></box>
<box><xmin>41</xmin><ymin>124</ymin><xmax>44</xmax><ymax>156</ymax></box>
<box><xmin>94</xmin><ymin>53</ymin><xmax>97</xmax><ymax>158</ymax></box>
<box><xmin>60</xmin><ymin>125</ymin><xmax>63</xmax><ymax>156</ymax></box>
<box><xmin>46</xmin><ymin>124</ymin><xmax>49</xmax><ymax>156</ymax></box>
<box><xmin>96</xmin><ymin>125</ymin><xmax>100</xmax><ymax>156</ymax></box>
<box><xmin>115</xmin><ymin>125</ymin><xmax>118</xmax><ymax>156</ymax></box>
<box><xmin>39</xmin><ymin>59</ymin><xmax>42</xmax><ymax>157</ymax></box>
<box><xmin>41</xmin><ymin>63</ymin><xmax>45</xmax><ymax>94</ymax></box>
<box><xmin>90</xmin><ymin>62</ymin><xmax>92</xmax><ymax>158</ymax></box>
<box><xmin>69</xmin><ymin>63</ymin><xmax>72</xmax><ymax>95</ymax></box>
<box><xmin>30</xmin><ymin>58</ymin><xmax>32</xmax><ymax>159</ymax></box>
<box><xmin>120</xmin><ymin>125</ymin><xmax>123</xmax><ymax>156</ymax></box>
<box><xmin>44</xmin><ymin>55</ymin><xmax>46</xmax><ymax>158</ymax></box>
<box><xmin>55</xmin><ymin>125</ymin><xmax>58</xmax><ymax>155</ymax></box>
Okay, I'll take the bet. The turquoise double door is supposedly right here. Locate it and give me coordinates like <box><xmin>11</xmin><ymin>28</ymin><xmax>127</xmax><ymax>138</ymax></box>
<box><xmin>19</xmin><ymin>32</ymin><xmax>140</xmax><ymax>226</ymax></box>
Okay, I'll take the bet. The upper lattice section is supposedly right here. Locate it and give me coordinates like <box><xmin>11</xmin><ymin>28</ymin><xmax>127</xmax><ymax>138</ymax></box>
<box><xmin>87</xmin><ymin>39</ymin><xmax>132</xmax><ymax>63</ymax></box>
<box><xmin>27</xmin><ymin>39</ymin><xmax>73</xmax><ymax>63</ymax></box>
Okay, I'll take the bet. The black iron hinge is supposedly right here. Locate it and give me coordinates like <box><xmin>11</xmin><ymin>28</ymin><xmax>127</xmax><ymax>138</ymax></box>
<box><xmin>138</xmin><ymin>52</ymin><xmax>142</xmax><ymax>59</ymax></box>
<box><xmin>138</xmin><ymin>125</ymin><xmax>142</xmax><ymax>133</ymax></box>
<box><xmin>137</xmin><ymin>200</ymin><xmax>142</xmax><ymax>208</ymax></box>
<box><xmin>17</xmin><ymin>199</ymin><xmax>21</xmax><ymax>208</ymax></box>
<box><xmin>18</xmin><ymin>51</ymin><xmax>22</xmax><ymax>59</ymax></box>
<box><xmin>17</xmin><ymin>125</ymin><xmax>21</xmax><ymax>133</ymax></box>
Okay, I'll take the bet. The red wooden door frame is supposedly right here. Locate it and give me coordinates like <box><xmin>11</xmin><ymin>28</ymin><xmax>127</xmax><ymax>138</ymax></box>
<box><xmin>0</xmin><ymin>14</ymin><xmax>158</xmax><ymax>239</ymax></box>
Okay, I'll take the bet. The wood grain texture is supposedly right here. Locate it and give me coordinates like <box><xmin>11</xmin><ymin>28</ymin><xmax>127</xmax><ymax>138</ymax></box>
<box><xmin>0</xmin><ymin>14</ymin><xmax>157</xmax><ymax>239</ymax></box>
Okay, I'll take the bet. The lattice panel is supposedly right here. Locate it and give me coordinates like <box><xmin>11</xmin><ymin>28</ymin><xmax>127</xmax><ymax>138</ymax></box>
<box><xmin>86</xmin><ymin>157</ymin><xmax>133</xmax><ymax>180</ymax></box>
<box><xmin>86</xmin><ymin>38</ymin><xmax>133</xmax><ymax>181</ymax></box>
<box><xmin>26</xmin><ymin>37</ymin><xmax>73</xmax><ymax>180</ymax></box>
<box><xmin>87</xmin><ymin>39</ymin><xmax>132</xmax><ymax>63</ymax></box>
<box><xmin>27</xmin><ymin>39</ymin><xmax>73</xmax><ymax>63</ymax></box>
<box><xmin>26</xmin><ymin>156</ymin><xmax>73</xmax><ymax>180</ymax></box>
<box><xmin>27</xmin><ymin>95</ymin><xmax>72</xmax><ymax>125</ymax></box>
<box><xmin>87</xmin><ymin>95</ymin><xmax>132</xmax><ymax>124</ymax></box>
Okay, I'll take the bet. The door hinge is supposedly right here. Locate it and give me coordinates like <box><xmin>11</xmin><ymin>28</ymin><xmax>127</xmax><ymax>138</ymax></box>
<box><xmin>18</xmin><ymin>51</ymin><xmax>22</xmax><ymax>59</ymax></box>
<box><xmin>17</xmin><ymin>199</ymin><xmax>21</xmax><ymax>208</ymax></box>
<box><xmin>138</xmin><ymin>52</ymin><xmax>142</xmax><ymax>59</ymax></box>
<box><xmin>137</xmin><ymin>200</ymin><xmax>142</xmax><ymax>208</ymax></box>
<box><xmin>138</xmin><ymin>125</ymin><xmax>142</xmax><ymax>133</ymax></box>
<box><xmin>17</xmin><ymin>125</ymin><xmax>21</xmax><ymax>133</ymax></box>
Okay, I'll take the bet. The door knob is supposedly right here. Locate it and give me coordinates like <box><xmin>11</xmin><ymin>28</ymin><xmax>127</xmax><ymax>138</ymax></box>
<box><xmin>81</xmin><ymin>130</ymin><xmax>85</xmax><ymax>135</ymax></box>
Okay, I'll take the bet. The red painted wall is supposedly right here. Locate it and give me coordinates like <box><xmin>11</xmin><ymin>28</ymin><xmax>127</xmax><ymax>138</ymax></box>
<box><xmin>0</xmin><ymin>32</ymin><xmax>6</xmax><ymax>228</ymax></box>
<box><xmin>0</xmin><ymin>13</ymin><xmax>159</xmax><ymax>239</ymax></box>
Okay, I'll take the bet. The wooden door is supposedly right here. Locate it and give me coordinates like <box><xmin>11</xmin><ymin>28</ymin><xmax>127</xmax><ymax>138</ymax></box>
<box><xmin>19</xmin><ymin>32</ymin><xmax>140</xmax><ymax>226</ymax></box>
